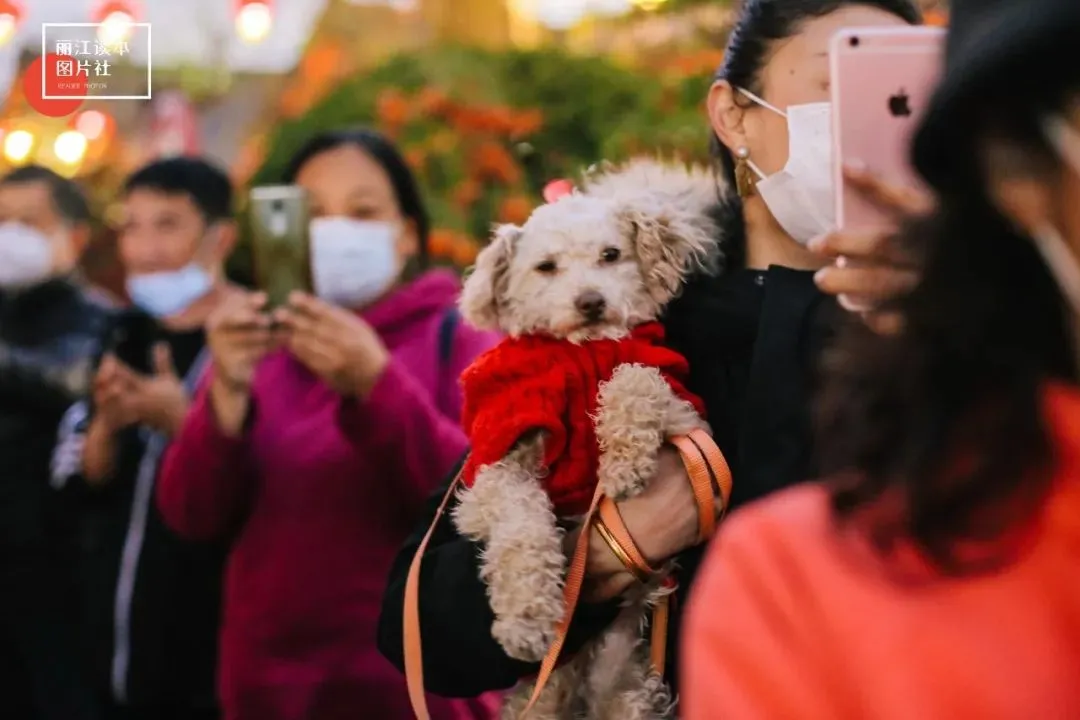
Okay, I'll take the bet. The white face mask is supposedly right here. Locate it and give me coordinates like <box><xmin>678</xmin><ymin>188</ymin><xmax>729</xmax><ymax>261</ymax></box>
<box><xmin>310</xmin><ymin>217</ymin><xmax>400</xmax><ymax>308</ymax></box>
<box><xmin>126</xmin><ymin>227</ymin><xmax>221</xmax><ymax>318</ymax></box>
<box><xmin>739</xmin><ymin>89</ymin><xmax>836</xmax><ymax>244</ymax></box>
<box><xmin>127</xmin><ymin>264</ymin><xmax>214</xmax><ymax>318</ymax></box>
<box><xmin>1035</xmin><ymin>115</ymin><xmax>1080</xmax><ymax>314</ymax></box>
<box><xmin>0</xmin><ymin>222</ymin><xmax>55</xmax><ymax>289</ymax></box>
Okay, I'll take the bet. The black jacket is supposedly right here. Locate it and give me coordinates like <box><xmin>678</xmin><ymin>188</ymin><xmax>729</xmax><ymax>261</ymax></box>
<box><xmin>376</xmin><ymin>264</ymin><xmax>840</xmax><ymax>697</ymax></box>
<box><xmin>0</xmin><ymin>278</ymin><xmax>112</xmax><ymax>720</ymax></box>
<box><xmin>0</xmin><ymin>278</ymin><xmax>112</xmax><ymax>551</ymax></box>
<box><xmin>53</xmin><ymin>313</ymin><xmax>226</xmax><ymax>712</ymax></box>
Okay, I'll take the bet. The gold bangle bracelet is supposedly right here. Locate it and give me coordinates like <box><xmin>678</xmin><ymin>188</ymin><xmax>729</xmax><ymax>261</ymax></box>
<box><xmin>594</xmin><ymin>515</ymin><xmax>653</xmax><ymax>584</ymax></box>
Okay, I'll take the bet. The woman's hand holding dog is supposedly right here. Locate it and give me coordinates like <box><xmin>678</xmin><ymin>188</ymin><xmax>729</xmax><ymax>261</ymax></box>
<box><xmin>580</xmin><ymin>447</ymin><xmax>719</xmax><ymax>602</ymax></box>
<box><xmin>275</xmin><ymin>291</ymin><xmax>390</xmax><ymax>399</ymax></box>
<box><xmin>811</xmin><ymin>164</ymin><xmax>933</xmax><ymax>335</ymax></box>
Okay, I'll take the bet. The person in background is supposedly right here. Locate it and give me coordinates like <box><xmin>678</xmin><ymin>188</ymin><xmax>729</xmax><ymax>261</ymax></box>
<box><xmin>376</xmin><ymin>0</ymin><xmax>922</xmax><ymax>705</ymax></box>
<box><xmin>80</xmin><ymin>225</ymin><xmax>130</xmax><ymax>308</ymax></box>
<box><xmin>0</xmin><ymin>164</ymin><xmax>106</xmax><ymax>720</ymax></box>
<box><xmin>156</xmin><ymin>129</ymin><xmax>501</xmax><ymax>720</ymax></box>
<box><xmin>683</xmin><ymin>0</ymin><xmax>1080</xmax><ymax>716</ymax></box>
<box><xmin>52</xmin><ymin>157</ymin><xmax>241</xmax><ymax>720</ymax></box>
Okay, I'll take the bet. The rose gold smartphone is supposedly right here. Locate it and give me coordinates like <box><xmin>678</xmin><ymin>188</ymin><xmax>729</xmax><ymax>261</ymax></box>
<box><xmin>249</xmin><ymin>185</ymin><xmax>312</xmax><ymax>308</ymax></box>
<box><xmin>831</xmin><ymin>26</ymin><xmax>945</xmax><ymax>229</ymax></box>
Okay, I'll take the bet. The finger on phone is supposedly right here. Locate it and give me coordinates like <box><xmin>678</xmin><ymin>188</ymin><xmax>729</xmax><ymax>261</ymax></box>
<box><xmin>223</xmin><ymin>307</ymin><xmax>271</xmax><ymax>331</ymax></box>
<box><xmin>838</xmin><ymin>293</ymin><xmax>876</xmax><ymax>313</ymax></box>
<box><xmin>287</xmin><ymin>292</ymin><xmax>326</xmax><ymax>318</ymax></box>
<box><xmin>814</xmin><ymin>264</ymin><xmax>919</xmax><ymax>300</ymax></box>
<box><xmin>279</xmin><ymin>307</ymin><xmax>318</xmax><ymax>334</ymax></box>
<box><xmin>810</xmin><ymin>228</ymin><xmax>891</xmax><ymax>259</ymax></box>
<box><xmin>843</xmin><ymin>164</ymin><xmax>933</xmax><ymax>216</ymax></box>
<box><xmin>152</xmin><ymin>342</ymin><xmax>176</xmax><ymax>377</ymax></box>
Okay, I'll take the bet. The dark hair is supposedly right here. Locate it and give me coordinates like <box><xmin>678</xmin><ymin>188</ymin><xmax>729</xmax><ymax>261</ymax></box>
<box><xmin>711</xmin><ymin>0</ymin><xmax>921</xmax><ymax>264</ymax></box>
<box><xmin>2</xmin><ymin>164</ymin><xmax>91</xmax><ymax>225</ymax></box>
<box><xmin>816</xmin><ymin>76</ymin><xmax>1080</xmax><ymax>570</ymax></box>
<box><xmin>124</xmin><ymin>157</ymin><xmax>234</xmax><ymax>223</ymax></box>
<box><xmin>282</xmin><ymin>128</ymin><xmax>431</xmax><ymax>266</ymax></box>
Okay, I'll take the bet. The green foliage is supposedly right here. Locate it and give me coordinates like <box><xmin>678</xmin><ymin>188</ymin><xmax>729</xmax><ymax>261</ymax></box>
<box><xmin>254</xmin><ymin>46</ymin><xmax>708</xmax><ymax>188</ymax></box>
<box><xmin>236</xmin><ymin>45</ymin><xmax>711</xmax><ymax>278</ymax></box>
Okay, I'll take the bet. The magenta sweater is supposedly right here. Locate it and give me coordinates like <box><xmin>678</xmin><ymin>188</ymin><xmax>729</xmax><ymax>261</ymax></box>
<box><xmin>157</xmin><ymin>271</ymin><xmax>500</xmax><ymax>720</ymax></box>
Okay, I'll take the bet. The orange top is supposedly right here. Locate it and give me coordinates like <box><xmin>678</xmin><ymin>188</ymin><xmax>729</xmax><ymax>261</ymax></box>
<box><xmin>682</xmin><ymin>384</ymin><xmax>1080</xmax><ymax>720</ymax></box>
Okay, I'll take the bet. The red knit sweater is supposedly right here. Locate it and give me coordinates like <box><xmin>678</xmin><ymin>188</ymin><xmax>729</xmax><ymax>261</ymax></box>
<box><xmin>461</xmin><ymin>322</ymin><xmax>704</xmax><ymax>516</ymax></box>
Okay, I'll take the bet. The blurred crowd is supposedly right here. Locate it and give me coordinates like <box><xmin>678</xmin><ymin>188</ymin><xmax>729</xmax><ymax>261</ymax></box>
<box><xmin>2</xmin><ymin>0</ymin><xmax>1079</xmax><ymax>719</ymax></box>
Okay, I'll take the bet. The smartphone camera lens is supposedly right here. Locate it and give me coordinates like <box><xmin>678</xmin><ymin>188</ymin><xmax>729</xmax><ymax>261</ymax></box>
<box><xmin>849</xmin><ymin>36</ymin><xmax>860</xmax><ymax>47</ymax></box>
<box><xmin>271</xmin><ymin>199</ymin><xmax>284</xmax><ymax>211</ymax></box>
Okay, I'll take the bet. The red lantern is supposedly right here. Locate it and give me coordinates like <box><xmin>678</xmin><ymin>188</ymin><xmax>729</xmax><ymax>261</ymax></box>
<box><xmin>235</xmin><ymin>0</ymin><xmax>273</xmax><ymax>44</ymax></box>
<box><xmin>91</xmin><ymin>0</ymin><xmax>141</xmax><ymax>25</ymax></box>
<box><xmin>0</xmin><ymin>0</ymin><xmax>24</xmax><ymax>46</ymax></box>
<box><xmin>0</xmin><ymin>0</ymin><xmax>23</xmax><ymax>20</ymax></box>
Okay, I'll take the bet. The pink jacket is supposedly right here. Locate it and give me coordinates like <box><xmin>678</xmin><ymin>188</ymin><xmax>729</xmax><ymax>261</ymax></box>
<box><xmin>157</xmin><ymin>271</ymin><xmax>500</xmax><ymax>720</ymax></box>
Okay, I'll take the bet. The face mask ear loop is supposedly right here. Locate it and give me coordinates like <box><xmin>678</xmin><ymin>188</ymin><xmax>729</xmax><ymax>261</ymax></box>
<box><xmin>737</xmin><ymin>88</ymin><xmax>787</xmax><ymax>118</ymax></box>
<box><xmin>192</xmin><ymin>223</ymin><xmax>226</xmax><ymax>282</ymax></box>
<box><xmin>745</xmin><ymin>158</ymin><xmax>768</xmax><ymax>182</ymax></box>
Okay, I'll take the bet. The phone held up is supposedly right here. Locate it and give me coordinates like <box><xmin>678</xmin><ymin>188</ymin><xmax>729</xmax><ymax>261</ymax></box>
<box><xmin>830</xmin><ymin>26</ymin><xmax>945</xmax><ymax>230</ymax></box>
<box><xmin>248</xmin><ymin>185</ymin><xmax>312</xmax><ymax>309</ymax></box>
<box><xmin>98</xmin><ymin>309</ymin><xmax>160</xmax><ymax>376</ymax></box>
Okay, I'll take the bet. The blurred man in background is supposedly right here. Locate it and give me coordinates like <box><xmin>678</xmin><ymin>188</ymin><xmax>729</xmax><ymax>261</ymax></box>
<box><xmin>53</xmin><ymin>157</ymin><xmax>240</xmax><ymax>720</ymax></box>
<box><xmin>0</xmin><ymin>165</ymin><xmax>107</xmax><ymax>720</ymax></box>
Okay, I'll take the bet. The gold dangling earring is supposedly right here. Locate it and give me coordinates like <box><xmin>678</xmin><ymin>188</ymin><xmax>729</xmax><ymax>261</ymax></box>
<box><xmin>735</xmin><ymin>146</ymin><xmax>756</xmax><ymax>199</ymax></box>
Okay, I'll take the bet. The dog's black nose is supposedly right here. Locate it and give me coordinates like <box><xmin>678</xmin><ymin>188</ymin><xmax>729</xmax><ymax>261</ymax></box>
<box><xmin>575</xmin><ymin>290</ymin><xmax>606</xmax><ymax>321</ymax></box>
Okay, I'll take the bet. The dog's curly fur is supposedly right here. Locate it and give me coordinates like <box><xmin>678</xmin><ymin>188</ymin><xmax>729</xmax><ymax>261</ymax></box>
<box><xmin>454</xmin><ymin>159</ymin><xmax>724</xmax><ymax>720</ymax></box>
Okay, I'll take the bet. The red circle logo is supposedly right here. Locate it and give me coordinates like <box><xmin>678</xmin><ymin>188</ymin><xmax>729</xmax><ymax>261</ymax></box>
<box><xmin>23</xmin><ymin>54</ymin><xmax>87</xmax><ymax>118</ymax></box>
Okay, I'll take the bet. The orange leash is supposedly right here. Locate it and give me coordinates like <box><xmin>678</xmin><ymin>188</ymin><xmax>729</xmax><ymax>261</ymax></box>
<box><xmin>403</xmin><ymin>467</ymin><xmax>465</xmax><ymax>720</ymax></box>
<box><xmin>519</xmin><ymin>481</ymin><xmax>606</xmax><ymax>715</ymax></box>
<box><xmin>403</xmin><ymin>433</ymin><xmax>733</xmax><ymax>720</ymax></box>
<box><xmin>521</xmin><ymin>432</ymin><xmax>731</xmax><ymax>716</ymax></box>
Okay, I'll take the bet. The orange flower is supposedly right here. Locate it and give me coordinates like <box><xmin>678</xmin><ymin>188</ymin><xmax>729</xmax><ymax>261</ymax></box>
<box><xmin>376</xmin><ymin>89</ymin><xmax>410</xmax><ymax>127</ymax></box>
<box><xmin>428</xmin><ymin>229</ymin><xmax>455</xmax><ymax>258</ymax></box>
<box><xmin>451</xmin><ymin>237</ymin><xmax>480</xmax><ymax>267</ymax></box>
<box><xmin>416</xmin><ymin>86</ymin><xmax>450</xmax><ymax>115</ymax></box>
<box><xmin>510</xmin><ymin>108</ymin><xmax>544</xmax><ymax>138</ymax></box>
<box><xmin>472</xmin><ymin>141</ymin><xmax>521</xmax><ymax>185</ymax></box>
<box><xmin>404</xmin><ymin>148</ymin><xmax>426</xmax><ymax>171</ymax></box>
<box><xmin>498</xmin><ymin>195</ymin><xmax>533</xmax><ymax>225</ymax></box>
<box><xmin>448</xmin><ymin>106</ymin><xmax>481</xmax><ymax>133</ymax></box>
<box><xmin>485</xmin><ymin>106</ymin><xmax>515</xmax><ymax>135</ymax></box>
<box><xmin>453</xmin><ymin>179</ymin><xmax>483</xmax><ymax>208</ymax></box>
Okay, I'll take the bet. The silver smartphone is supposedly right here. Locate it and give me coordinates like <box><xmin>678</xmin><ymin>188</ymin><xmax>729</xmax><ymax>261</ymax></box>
<box><xmin>248</xmin><ymin>185</ymin><xmax>312</xmax><ymax>308</ymax></box>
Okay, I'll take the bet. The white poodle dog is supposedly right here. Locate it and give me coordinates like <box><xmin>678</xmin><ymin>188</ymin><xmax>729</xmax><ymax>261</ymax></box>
<box><xmin>453</xmin><ymin>159</ymin><xmax>724</xmax><ymax>719</ymax></box>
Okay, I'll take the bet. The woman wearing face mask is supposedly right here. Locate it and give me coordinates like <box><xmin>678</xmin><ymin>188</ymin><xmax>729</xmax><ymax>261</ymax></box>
<box><xmin>155</xmin><ymin>129</ymin><xmax>501</xmax><ymax>720</ymax></box>
<box><xmin>376</xmin><ymin>0</ymin><xmax>923</xmax><ymax>709</ymax></box>
<box><xmin>683</xmin><ymin>0</ymin><xmax>1080</xmax><ymax>715</ymax></box>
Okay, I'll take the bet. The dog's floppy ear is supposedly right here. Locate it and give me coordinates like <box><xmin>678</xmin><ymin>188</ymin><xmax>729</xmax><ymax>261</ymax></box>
<box><xmin>459</xmin><ymin>223</ymin><xmax>521</xmax><ymax>330</ymax></box>
<box><xmin>619</xmin><ymin>207</ymin><xmax>718</xmax><ymax>306</ymax></box>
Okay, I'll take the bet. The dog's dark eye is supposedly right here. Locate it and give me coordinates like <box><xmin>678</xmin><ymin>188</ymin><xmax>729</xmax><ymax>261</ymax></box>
<box><xmin>535</xmin><ymin>259</ymin><xmax>558</xmax><ymax>274</ymax></box>
<box><xmin>600</xmin><ymin>247</ymin><xmax>621</xmax><ymax>263</ymax></box>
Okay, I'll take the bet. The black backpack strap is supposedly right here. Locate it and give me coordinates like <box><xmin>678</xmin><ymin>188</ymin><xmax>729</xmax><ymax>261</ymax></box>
<box><xmin>438</xmin><ymin>307</ymin><xmax>459</xmax><ymax>368</ymax></box>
